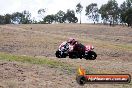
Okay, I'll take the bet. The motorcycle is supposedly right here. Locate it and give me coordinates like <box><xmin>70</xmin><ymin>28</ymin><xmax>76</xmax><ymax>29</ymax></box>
<box><xmin>55</xmin><ymin>43</ymin><xmax>97</xmax><ymax>60</ymax></box>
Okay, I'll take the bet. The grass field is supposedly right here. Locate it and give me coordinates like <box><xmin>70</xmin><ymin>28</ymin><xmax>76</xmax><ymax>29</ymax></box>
<box><xmin>0</xmin><ymin>24</ymin><xmax>132</xmax><ymax>88</ymax></box>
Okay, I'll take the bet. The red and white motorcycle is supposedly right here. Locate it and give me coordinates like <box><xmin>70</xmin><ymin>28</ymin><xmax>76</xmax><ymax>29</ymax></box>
<box><xmin>55</xmin><ymin>43</ymin><xmax>97</xmax><ymax>60</ymax></box>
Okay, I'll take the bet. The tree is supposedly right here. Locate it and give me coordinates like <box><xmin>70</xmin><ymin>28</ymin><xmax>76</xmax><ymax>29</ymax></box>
<box><xmin>0</xmin><ymin>15</ymin><xmax>5</xmax><ymax>24</ymax></box>
<box><xmin>43</xmin><ymin>14</ymin><xmax>55</xmax><ymax>24</ymax></box>
<box><xmin>32</xmin><ymin>17</ymin><xmax>38</xmax><ymax>24</ymax></box>
<box><xmin>126</xmin><ymin>0</ymin><xmax>132</xmax><ymax>8</ymax></box>
<box><xmin>107</xmin><ymin>0</ymin><xmax>119</xmax><ymax>25</ymax></box>
<box><xmin>124</xmin><ymin>9</ymin><xmax>132</xmax><ymax>26</ymax></box>
<box><xmin>21</xmin><ymin>10</ymin><xmax>32</xmax><ymax>24</ymax></box>
<box><xmin>55</xmin><ymin>10</ymin><xmax>66</xmax><ymax>23</ymax></box>
<box><xmin>99</xmin><ymin>0</ymin><xmax>119</xmax><ymax>26</ymax></box>
<box><xmin>65</xmin><ymin>9</ymin><xmax>78</xmax><ymax>23</ymax></box>
<box><xmin>38</xmin><ymin>9</ymin><xmax>46</xmax><ymax>20</ymax></box>
<box><xmin>4</xmin><ymin>14</ymin><xmax>12</xmax><ymax>24</ymax></box>
<box><xmin>99</xmin><ymin>4</ymin><xmax>109</xmax><ymax>24</ymax></box>
<box><xmin>76</xmin><ymin>3</ymin><xmax>83</xmax><ymax>24</ymax></box>
<box><xmin>11</xmin><ymin>12</ymin><xmax>24</xmax><ymax>24</ymax></box>
<box><xmin>0</xmin><ymin>14</ymin><xmax>12</xmax><ymax>24</ymax></box>
<box><xmin>85</xmin><ymin>3</ymin><xmax>99</xmax><ymax>24</ymax></box>
<box><xmin>11</xmin><ymin>11</ymin><xmax>32</xmax><ymax>24</ymax></box>
<box><xmin>120</xmin><ymin>0</ymin><xmax>132</xmax><ymax>26</ymax></box>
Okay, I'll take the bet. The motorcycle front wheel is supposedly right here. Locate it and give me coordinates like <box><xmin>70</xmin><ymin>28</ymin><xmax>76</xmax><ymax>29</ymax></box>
<box><xmin>55</xmin><ymin>50</ymin><xmax>67</xmax><ymax>58</ymax></box>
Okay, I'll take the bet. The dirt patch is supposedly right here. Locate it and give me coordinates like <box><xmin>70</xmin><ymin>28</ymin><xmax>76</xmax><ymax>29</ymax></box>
<box><xmin>0</xmin><ymin>61</ymin><xmax>76</xmax><ymax>88</ymax></box>
<box><xmin>0</xmin><ymin>60</ymin><xmax>131</xmax><ymax>88</ymax></box>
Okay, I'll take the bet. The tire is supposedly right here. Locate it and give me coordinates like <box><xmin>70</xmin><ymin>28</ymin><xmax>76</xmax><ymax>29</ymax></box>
<box><xmin>55</xmin><ymin>50</ymin><xmax>67</xmax><ymax>58</ymax></box>
<box><xmin>62</xmin><ymin>53</ymin><xmax>67</xmax><ymax>58</ymax></box>
<box><xmin>76</xmin><ymin>75</ymin><xmax>86</xmax><ymax>85</ymax></box>
<box><xmin>88</xmin><ymin>51</ymin><xmax>97</xmax><ymax>60</ymax></box>
<box><xmin>85</xmin><ymin>51</ymin><xmax>97</xmax><ymax>60</ymax></box>
<box><xmin>55</xmin><ymin>50</ymin><xmax>61</xmax><ymax>58</ymax></box>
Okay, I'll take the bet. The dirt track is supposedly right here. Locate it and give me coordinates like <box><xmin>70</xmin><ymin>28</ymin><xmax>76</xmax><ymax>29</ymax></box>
<box><xmin>0</xmin><ymin>24</ymin><xmax>132</xmax><ymax>88</ymax></box>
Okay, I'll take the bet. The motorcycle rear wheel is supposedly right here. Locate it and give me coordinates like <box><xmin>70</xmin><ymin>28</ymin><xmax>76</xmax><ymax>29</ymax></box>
<box><xmin>85</xmin><ymin>51</ymin><xmax>97</xmax><ymax>60</ymax></box>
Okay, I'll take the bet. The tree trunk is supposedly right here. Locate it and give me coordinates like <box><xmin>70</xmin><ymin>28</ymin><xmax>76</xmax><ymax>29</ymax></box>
<box><xmin>110</xmin><ymin>21</ymin><xmax>112</xmax><ymax>26</ymax></box>
<box><xmin>128</xmin><ymin>23</ymin><xmax>130</xmax><ymax>27</ymax></box>
<box><xmin>112</xmin><ymin>17</ymin><xmax>114</xmax><ymax>26</ymax></box>
<box><xmin>80</xmin><ymin>13</ymin><xmax>81</xmax><ymax>24</ymax></box>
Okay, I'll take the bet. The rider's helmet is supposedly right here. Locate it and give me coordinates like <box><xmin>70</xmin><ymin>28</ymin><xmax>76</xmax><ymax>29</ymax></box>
<box><xmin>67</xmin><ymin>38</ymin><xmax>75</xmax><ymax>43</ymax></box>
<box><xmin>67</xmin><ymin>38</ymin><xmax>76</xmax><ymax>45</ymax></box>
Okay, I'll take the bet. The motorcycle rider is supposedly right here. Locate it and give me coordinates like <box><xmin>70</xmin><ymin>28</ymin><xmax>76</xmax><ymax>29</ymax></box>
<box><xmin>68</xmin><ymin>38</ymin><xmax>78</xmax><ymax>51</ymax></box>
<box><xmin>68</xmin><ymin>38</ymin><xmax>85</xmax><ymax>59</ymax></box>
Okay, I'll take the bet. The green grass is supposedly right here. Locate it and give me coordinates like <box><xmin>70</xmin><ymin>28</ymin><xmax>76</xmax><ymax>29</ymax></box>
<box><xmin>0</xmin><ymin>52</ymin><xmax>75</xmax><ymax>74</ymax></box>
